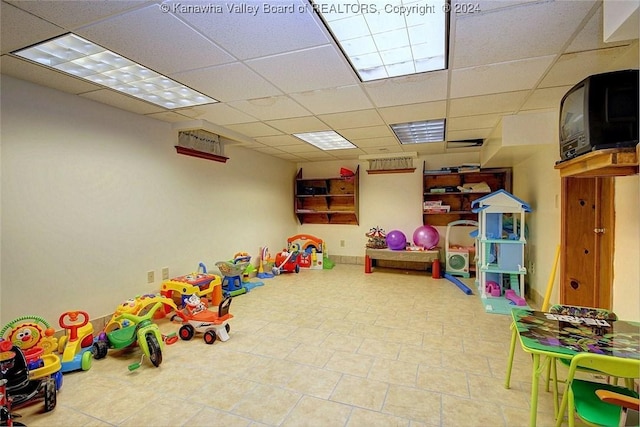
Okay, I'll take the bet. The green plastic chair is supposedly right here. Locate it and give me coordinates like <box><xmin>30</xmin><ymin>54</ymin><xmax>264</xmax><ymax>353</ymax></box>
<box><xmin>555</xmin><ymin>353</ymin><xmax>640</xmax><ymax>427</ymax></box>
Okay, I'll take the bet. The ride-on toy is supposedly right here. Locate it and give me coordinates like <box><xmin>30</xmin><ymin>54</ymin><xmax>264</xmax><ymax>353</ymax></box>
<box><xmin>57</xmin><ymin>310</ymin><xmax>95</xmax><ymax>373</ymax></box>
<box><xmin>172</xmin><ymin>295</ymin><xmax>233</xmax><ymax>344</ymax></box>
<box><xmin>0</xmin><ymin>316</ymin><xmax>63</xmax><ymax>391</ymax></box>
<box><xmin>93</xmin><ymin>301</ymin><xmax>168</xmax><ymax>371</ymax></box>
<box><xmin>272</xmin><ymin>247</ymin><xmax>300</xmax><ymax>275</ymax></box>
<box><xmin>0</xmin><ymin>339</ymin><xmax>57</xmax><ymax>424</ymax></box>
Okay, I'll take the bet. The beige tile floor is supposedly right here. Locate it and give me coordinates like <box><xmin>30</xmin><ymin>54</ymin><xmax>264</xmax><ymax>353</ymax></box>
<box><xmin>13</xmin><ymin>264</ymin><xmax>574</xmax><ymax>426</ymax></box>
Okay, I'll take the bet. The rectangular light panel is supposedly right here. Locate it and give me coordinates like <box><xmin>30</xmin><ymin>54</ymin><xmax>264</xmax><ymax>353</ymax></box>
<box><xmin>12</xmin><ymin>34</ymin><xmax>217</xmax><ymax>109</ymax></box>
<box><xmin>294</xmin><ymin>131</ymin><xmax>356</xmax><ymax>150</ymax></box>
<box><xmin>313</xmin><ymin>0</ymin><xmax>448</xmax><ymax>81</ymax></box>
<box><xmin>391</xmin><ymin>119</ymin><xmax>446</xmax><ymax>144</ymax></box>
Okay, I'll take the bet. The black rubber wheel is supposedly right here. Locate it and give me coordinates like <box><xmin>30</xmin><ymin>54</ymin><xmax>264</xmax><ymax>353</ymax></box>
<box><xmin>146</xmin><ymin>334</ymin><xmax>162</xmax><ymax>367</ymax></box>
<box><xmin>92</xmin><ymin>340</ymin><xmax>109</xmax><ymax>359</ymax></box>
<box><xmin>179</xmin><ymin>324</ymin><xmax>195</xmax><ymax>341</ymax></box>
<box><xmin>225</xmin><ymin>324</ymin><xmax>230</xmax><ymax>333</ymax></box>
<box><xmin>43</xmin><ymin>377</ymin><xmax>57</xmax><ymax>412</ymax></box>
<box><xmin>203</xmin><ymin>330</ymin><xmax>216</xmax><ymax>345</ymax></box>
<box><xmin>295</xmin><ymin>264</ymin><xmax>300</xmax><ymax>273</ymax></box>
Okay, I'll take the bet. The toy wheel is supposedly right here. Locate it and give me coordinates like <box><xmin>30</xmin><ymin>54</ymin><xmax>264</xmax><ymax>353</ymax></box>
<box><xmin>225</xmin><ymin>324</ymin><xmax>230</xmax><ymax>333</ymax></box>
<box><xmin>43</xmin><ymin>377</ymin><xmax>57</xmax><ymax>412</ymax></box>
<box><xmin>203</xmin><ymin>330</ymin><xmax>216</xmax><ymax>345</ymax></box>
<box><xmin>92</xmin><ymin>340</ymin><xmax>109</xmax><ymax>359</ymax></box>
<box><xmin>179</xmin><ymin>324</ymin><xmax>195</xmax><ymax>341</ymax></box>
<box><xmin>146</xmin><ymin>334</ymin><xmax>162</xmax><ymax>367</ymax></box>
<box><xmin>81</xmin><ymin>349</ymin><xmax>92</xmax><ymax>370</ymax></box>
<box><xmin>294</xmin><ymin>264</ymin><xmax>300</xmax><ymax>273</ymax></box>
<box><xmin>54</xmin><ymin>370</ymin><xmax>64</xmax><ymax>390</ymax></box>
<box><xmin>272</xmin><ymin>267</ymin><xmax>280</xmax><ymax>275</ymax></box>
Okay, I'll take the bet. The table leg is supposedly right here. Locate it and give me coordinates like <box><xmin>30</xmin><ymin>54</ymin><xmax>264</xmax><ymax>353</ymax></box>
<box><xmin>529</xmin><ymin>353</ymin><xmax>540</xmax><ymax>427</ymax></box>
<box><xmin>365</xmin><ymin>255</ymin><xmax>371</xmax><ymax>273</ymax></box>
<box><xmin>504</xmin><ymin>323</ymin><xmax>517</xmax><ymax>389</ymax></box>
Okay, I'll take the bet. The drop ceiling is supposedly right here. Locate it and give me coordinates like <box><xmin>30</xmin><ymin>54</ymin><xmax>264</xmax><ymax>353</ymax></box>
<box><xmin>1</xmin><ymin>0</ymin><xmax>638</xmax><ymax>164</ymax></box>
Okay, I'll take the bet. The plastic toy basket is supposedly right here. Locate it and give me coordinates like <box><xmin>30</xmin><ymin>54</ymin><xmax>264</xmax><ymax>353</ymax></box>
<box><xmin>215</xmin><ymin>261</ymin><xmax>249</xmax><ymax>278</ymax></box>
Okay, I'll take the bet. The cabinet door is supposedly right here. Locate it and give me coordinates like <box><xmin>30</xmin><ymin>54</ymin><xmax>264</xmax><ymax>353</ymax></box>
<box><xmin>560</xmin><ymin>177</ymin><xmax>614</xmax><ymax>308</ymax></box>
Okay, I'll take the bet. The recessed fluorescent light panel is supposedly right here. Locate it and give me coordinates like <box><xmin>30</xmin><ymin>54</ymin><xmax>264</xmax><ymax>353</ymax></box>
<box><xmin>391</xmin><ymin>119</ymin><xmax>445</xmax><ymax>144</ymax></box>
<box><xmin>12</xmin><ymin>34</ymin><xmax>217</xmax><ymax>109</ymax></box>
<box><xmin>312</xmin><ymin>0</ymin><xmax>448</xmax><ymax>81</ymax></box>
<box><xmin>294</xmin><ymin>131</ymin><xmax>357</xmax><ymax>150</ymax></box>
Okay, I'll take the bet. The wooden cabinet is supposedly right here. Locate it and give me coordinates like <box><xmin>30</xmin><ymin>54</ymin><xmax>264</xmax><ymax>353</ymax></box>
<box><xmin>294</xmin><ymin>166</ymin><xmax>359</xmax><ymax>225</ymax></box>
<box><xmin>422</xmin><ymin>165</ymin><xmax>512</xmax><ymax>226</ymax></box>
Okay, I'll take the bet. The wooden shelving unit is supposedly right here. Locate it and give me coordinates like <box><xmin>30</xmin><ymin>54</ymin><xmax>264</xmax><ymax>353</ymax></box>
<box><xmin>554</xmin><ymin>147</ymin><xmax>638</xmax><ymax>178</ymax></box>
<box><xmin>422</xmin><ymin>164</ymin><xmax>512</xmax><ymax>226</ymax></box>
<box><xmin>294</xmin><ymin>166</ymin><xmax>359</xmax><ymax>225</ymax></box>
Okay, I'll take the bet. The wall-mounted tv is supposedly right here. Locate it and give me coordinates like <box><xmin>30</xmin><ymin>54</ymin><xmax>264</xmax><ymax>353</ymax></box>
<box><xmin>559</xmin><ymin>69</ymin><xmax>638</xmax><ymax>161</ymax></box>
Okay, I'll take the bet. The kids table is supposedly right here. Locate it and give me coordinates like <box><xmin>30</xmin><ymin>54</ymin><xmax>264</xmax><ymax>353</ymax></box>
<box><xmin>507</xmin><ymin>308</ymin><xmax>640</xmax><ymax>427</ymax></box>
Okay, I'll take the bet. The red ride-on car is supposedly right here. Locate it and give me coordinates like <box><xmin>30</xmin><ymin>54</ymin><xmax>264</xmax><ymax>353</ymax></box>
<box><xmin>171</xmin><ymin>295</ymin><xmax>233</xmax><ymax>345</ymax></box>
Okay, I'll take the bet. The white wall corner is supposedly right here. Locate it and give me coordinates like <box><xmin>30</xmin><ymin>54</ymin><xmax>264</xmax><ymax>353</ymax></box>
<box><xmin>603</xmin><ymin>0</ymin><xmax>640</xmax><ymax>43</ymax></box>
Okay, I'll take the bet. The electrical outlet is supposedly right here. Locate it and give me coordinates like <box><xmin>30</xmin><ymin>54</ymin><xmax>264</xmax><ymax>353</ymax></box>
<box><xmin>147</xmin><ymin>270</ymin><xmax>155</xmax><ymax>283</ymax></box>
<box><xmin>161</xmin><ymin>267</ymin><xmax>169</xmax><ymax>280</ymax></box>
<box><xmin>340</xmin><ymin>240</ymin><xmax>345</xmax><ymax>247</ymax></box>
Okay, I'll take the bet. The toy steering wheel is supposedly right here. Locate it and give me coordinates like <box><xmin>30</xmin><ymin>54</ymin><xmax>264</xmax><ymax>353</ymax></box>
<box><xmin>116</xmin><ymin>302</ymin><xmax>162</xmax><ymax>325</ymax></box>
<box><xmin>59</xmin><ymin>311</ymin><xmax>89</xmax><ymax>342</ymax></box>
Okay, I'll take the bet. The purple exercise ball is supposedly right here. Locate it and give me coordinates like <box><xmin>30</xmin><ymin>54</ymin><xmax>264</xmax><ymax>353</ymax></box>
<box><xmin>413</xmin><ymin>225</ymin><xmax>439</xmax><ymax>249</ymax></box>
<box><xmin>386</xmin><ymin>230</ymin><xmax>407</xmax><ymax>251</ymax></box>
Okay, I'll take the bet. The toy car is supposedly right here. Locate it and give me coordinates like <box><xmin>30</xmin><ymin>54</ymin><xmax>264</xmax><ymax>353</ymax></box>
<box><xmin>171</xmin><ymin>295</ymin><xmax>233</xmax><ymax>344</ymax></box>
<box><xmin>272</xmin><ymin>249</ymin><xmax>300</xmax><ymax>275</ymax></box>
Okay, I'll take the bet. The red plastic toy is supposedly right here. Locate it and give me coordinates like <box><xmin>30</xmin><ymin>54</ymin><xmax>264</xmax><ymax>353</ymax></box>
<box><xmin>171</xmin><ymin>295</ymin><xmax>233</xmax><ymax>344</ymax></box>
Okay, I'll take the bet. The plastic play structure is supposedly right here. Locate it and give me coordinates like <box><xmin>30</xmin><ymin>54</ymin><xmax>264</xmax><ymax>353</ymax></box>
<box><xmin>0</xmin><ymin>316</ymin><xmax>63</xmax><ymax>390</ymax></box>
<box><xmin>171</xmin><ymin>295</ymin><xmax>233</xmax><ymax>344</ymax></box>
<box><xmin>57</xmin><ymin>310</ymin><xmax>95</xmax><ymax>373</ymax></box>
<box><xmin>161</xmin><ymin>263</ymin><xmax>223</xmax><ymax>308</ymax></box>
<box><xmin>286</xmin><ymin>234</ymin><xmax>324</xmax><ymax>270</ymax></box>
<box><xmin>444</xmin><ymin>220</ymin><xmax>478</xmax><ymax>279</ymax></box>
<box><xmin>472</xmin><ymin>189</ymin><xmax>531</xmax><ymax>314</ymax></box>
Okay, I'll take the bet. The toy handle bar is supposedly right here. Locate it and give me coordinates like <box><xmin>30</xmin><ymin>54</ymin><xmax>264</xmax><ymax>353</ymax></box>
<box><xmin>0</xmin><ymin>315</ymin><xmax>53</xmax><ymax>338</ymax></box>
<box><xmin>59</xmin><ymin>311</ymin><xmax>90</xmax><ymax>342</ymax></box>
<box><xmin>115</xmin><ymin>302</ymin><xmax>163</xmax><ymax>325</ymax></box>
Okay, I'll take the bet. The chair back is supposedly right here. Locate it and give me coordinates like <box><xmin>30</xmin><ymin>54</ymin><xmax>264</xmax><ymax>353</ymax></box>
<box><xmin>548</xmin><ymin>304</ymin><xmax>618</xmax><ymax>321</ymax></box>
<box><xmin>567</xmin><ymin>353</ymin><xmax>640</xmax><ymax>382</ymax></box>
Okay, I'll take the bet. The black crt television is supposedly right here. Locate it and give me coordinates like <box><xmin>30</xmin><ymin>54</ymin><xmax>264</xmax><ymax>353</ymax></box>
<box><xmin>558</xmin><ymin>69</ymin><xmax>639</xmax><ymax>161</ymax></box>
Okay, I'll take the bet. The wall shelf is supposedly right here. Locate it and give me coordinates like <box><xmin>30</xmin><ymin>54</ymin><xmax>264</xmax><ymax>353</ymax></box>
<box><xmin>175</xmin><ymin>146</ymin><xmax>228</xmax><ymax>163</ymax></box>
<box><xmin>367</xmin><ymin>168</ymin><xmax>416</xmax><ymax>174</ymax></box>
<box><xmin>554</xmin><ymin>147</ymin><xmax>638</xmax><ymax>178</ymax></box>
<box><xmin>294</xmin><ymin>166</ymin><xmax>359</xmax><ymax>225</ymax></box>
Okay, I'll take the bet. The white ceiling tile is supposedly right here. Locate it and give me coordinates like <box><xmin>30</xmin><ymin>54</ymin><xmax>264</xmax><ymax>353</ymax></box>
<box><xmin>565</xmin><ymin>5</ymin><xmax>628</xmax><ymax>53</ymax></box>
<box><xmin>450</xmin><ymin>56</ymin><xmax>556</xmax><ymax>98</ymax></box>
<box><xmin>1</xmin><ymin>2</ymin><xmax>64</xmax><ymax>54</ymax></box>
<box><xmin>358</xmin><ymin>146</ymin><xmax>407</xmax><ymax>155</ymax></box>
<box><xmin>452</xmin><ymin>0</ymin><xmax>597</xmax><ymax>68</ymax></box>
<box><xmin>145</xmin><ymin>110</ymin><xmax>194</xmax><ymax>122</ymax></box>
<box><xmin>449</xmin><ymin>91</ymin><xmax>529</xmax><ymax>117</ymax></box>
<box><xmin>255</xmin><ymin>135</ymin><xmax>306</xmax><ymax>147</ymax></box>
<box><xmin>539</xmin><ymin>46</ymin><xmax>634</xmax><ymax>88</ymax></box>
<box><xmin>246</xmin><ymin>45</ymin><xmax>358</xmax><ymax>93</ymax></box>
<box><xmin>77</xmin><ymin>5</ymin><xmax>234</xmax><ymax>75</ymax></box>
<box><xmin>363</xmin><ymin>71</ymin><xmax>448</xmax><ymax>107</ymax></box>
<box><xmin>178</xmin><ymin>0</ymin><xmax>329</xmax><ymax>60</ymax></box>
<box><xmin>265</xmin><ymin>116</ymin><xmax>328</xmax><ymax>134</ymax></box>
<box><xmin>520</xmin><ymin>86</ymin><xmax>573</xmax><ymax>111</ymax></box>
<box><xmin>405</xmin><ymin>142</ymin><xmax>446</xmax><ymax>155</ymax></box>
<box><xmin>350</xmin><ymin>136</ymin><xmax>399</xmax><ymax>148</ymax></box>
<box><xmin>5</xmin><ymin>0</ymin><xmax>150</xmax><ymax>29</ymax></box>
<box><xmin>228</xmin><ymin>96</ymin><xmax>311</xmax><ymax>121</ymax></box>
<box><xmin>276</xmin><ymin>144</ymin><xmax>322</xmax><ymax>154</ymax></box>
<box><xmin>225</xmin><ymin>122</ymin><xmax>282</xmax><ymax>138</ymax></box>
<box><xmin>190</xmin><ymin>103</ymin><xmax>258</xmax><ymax>125</ymax></box>
<box><xmin>79</xmin><ymin>88</ymin><xmax>165</xmax><ymax>114</ymax></box>
<box><xmin>171</xmin><ymin>62</ymin><xmax>282</xmax><ymax>102</ymax></box>
<box><xmin>378</xmin><ymin>101</ymin><xmax>447</xmax><ymax>124</ymax></box>
<box><xmin>339</xmin><ymin>125</ymin><xmax>395</xmax><ymax>140</ymax></box>
<box><xmin>290</xmin><ymin>85</ymin><xmax>373</xmax><ymax>114</ymax></box>
<box><xmin>318</xmin><ymin>110</ymin><xmax>385</xmax><ymax>130</ymax></box>
<box><xmin>448</xmin><ymin>114</ymin><xmax>501</xmax><ymax>131</ymax></box>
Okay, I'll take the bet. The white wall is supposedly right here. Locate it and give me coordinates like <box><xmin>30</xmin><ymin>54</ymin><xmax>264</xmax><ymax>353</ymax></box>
<box><xmin>0</xmin><ymin>75</ymin><xmax>297</xmax><ymax>324</ymax></box>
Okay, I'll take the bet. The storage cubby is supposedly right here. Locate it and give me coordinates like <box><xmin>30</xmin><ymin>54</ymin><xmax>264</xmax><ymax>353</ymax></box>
<box><xmin>294</xmin><ymin>167</ymin><xmax>359</xmax><ymax>225</ymax></box>
<box><xmin>422</xmin><ymin>164</ymin><xmax>512</xmax><ymax>226</ymax></box>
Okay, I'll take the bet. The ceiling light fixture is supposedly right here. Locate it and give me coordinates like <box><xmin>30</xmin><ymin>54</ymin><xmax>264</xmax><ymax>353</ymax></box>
<box><xmin>293</xmin><ymin>130</ymin><xmax>357</xmax><ymax>150</ymax></box>
<box><xmin>391</xmin><ymin>119</ymin><xmax>446</xmax><ymax>144</ymax></box>
<box><xmin>12</xmin><ymin>33</ymin><xmax>217</xmax><ymax>109</ymax></box>
<box><xmin>311</xmin><ymin>0</ymin><xmax>448</xmax><ymax>81</ymax></box>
